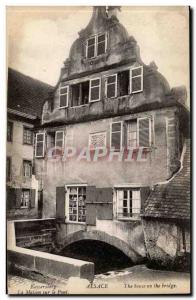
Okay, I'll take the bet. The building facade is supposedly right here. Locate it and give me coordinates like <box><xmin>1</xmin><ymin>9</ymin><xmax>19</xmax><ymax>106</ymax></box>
<box><xmin>7</xmin><ymin>68</ymin><xmax>53</xmax><ymax>220</ymax></box>
<box><xmin>34</xmin><ymin>7</ymin><xmax>190</xmax><ymax>265</ymax></box>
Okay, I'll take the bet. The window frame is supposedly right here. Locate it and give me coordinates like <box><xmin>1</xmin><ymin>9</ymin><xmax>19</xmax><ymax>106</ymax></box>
<box><xmin>137</xmin><ymin>117</ymin><xmax>152</xmax><ymax>147</ymax></box>
<box><xmin>23</xmin><ymin>160</ymin><xmax>32</xmax><ymax>178</ymax></box>
<box><xmin>89</xmin><ymin>78</ymin><xmax>101</xmax><ymax>102</ymax></box>
<box><xmin>110</xmin><ymin>121</ymin><xmax>123</xmax><ymax>152</ymax></box>
<box><xmin>65</xmin><ymin>184</ymin><xmax>87</xmax><ymax>224</ymax></box>
<box><xmin>6</xmin><ymin>156</ymin><xmax>11</xmax><ymax>181</ymax></box>
<box><xmin>89</xmin><ymin>131</ymin><xmax>107</xmax><ymax>150</ymax></box>
<box><xmin>105</xmin><ymin>74</ymin><xmax>118</xmax><ymax>99</ymax></box>
<box><xmin>86</xmin><ymin>32</ymin><xmax>107</xmax><ymax>59</ymax></box>
<box><xmin>20</xmin><ymin>189</ymin><xmax>31</xmax><ymax>209</ymax></box>
<box><xmin>59</xmin><ymin>84</ymin><xmax>69</xmax><ymax>108</ymax></box>
<box><xmin>23</xmin><ymin>126</ymin><xmax>33</xmax><ymax>145</ymax></box>
<box><xmin>116</xmin><ymin>188</ymin><xmax>141</xmax><ymax>220</ymax></box>
<box><xmin>7</xmin><ymin>121</ymin><xmax>13</xmax><ymax>142</ymax></box>
<box><xmin>55</xmin><ymin>130</ymin><xmax>65</xmax><ymax>152</ymax></box>
<box><xmin>130</xmin><ymin>66</ymin><xmax>143</xmax><ymax>94</ymax></box>
<box><xmin>35</xmin><ymin>132</ymin><xmax>45</xmax><ymax>158</ymax></box>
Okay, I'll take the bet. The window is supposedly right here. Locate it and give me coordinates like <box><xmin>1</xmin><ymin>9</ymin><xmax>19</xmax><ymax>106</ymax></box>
<box><xmin>67</xmin><ymin>186</ymin><xmax>86</xmax><ymax>222</ymax></box>
<box><xmin>7</xmin><ymin>121</ymin><xmax>13</xmax><ymax>142</ymax></box>
<box><xmin>6</xmin><ymin>157</ymin><xmax>11</xmax><ymax>181</ymax></box>
<box><xmin>23</xmin><ymin>127</ymin><xmax>33</xmax><ymax>145</ymax></box>
<box><xmin>55</xmin><ymin>131</ymin><xmax>64</xmax><ymax>152</ymax></box>
<box><xmin>105</xmin><ymin>74</ymin><xmax>117</xmax><ymax>98</ymax></box>
<box><xmin>89</xmin><ymin>132</ymin><xmax>106</xmax><ymax>150</ymax></box>
<box><xmin>59</xmin><ymin>83</ymin><xmax>69</xmax><ymax>108</ymax></box>
<box><xmin>21</xmin><ymin>189</ymin><xmax>30</xmax><ymax>208</ymax></box>
<box><xmin>127</xmin><ymin>120</ymin><xmax>137</xmax><ymax>148</ymax></box>
<box><xmin>23</xmin><ymin>160</ymin><xmax>32</xmax><ymax>178</ymax></box>
<box><xmin>35</xmin><ymin>133</ymin><xmax>45</xmax><ymax>158</ymax></box>
<box><xmin>71</xmin><ymin>81</ymin><xmax>89</xmax><ymax>107</ymax></box>
<box><xmin>127</xmin><ymin>117</ymin><xmax>151</xmax><ymax>148</ymax></box>
<box><xmin>89</xmin><ymin>78</ymin><xmax>101</xmax><ymax>102</ymax></box>
<box><xmin>130</xmin><ymin>66</ymin><xmax>143</xmax><ymax>94</ymax></box>
<box><xmin>86</xmin><ymin>33</ymin><xmax>107</xmax><ymax>59</ymax></box>
<box><xmin>110</xmin><ymin>122</ymin><xmax>123</xmax><ymax>151</ymax></box>
<box><xmin>118</xmin><ymin>70</ymin><xmax>129</xmax><ymax>96</ymax></box>
<box><xmin>117</xmin><ymin>189</ymin><xmax>141</xmax><ymax>219</ymax></box>
<box><xmin>138</xmin><ymin>117</ymin><xmax>151</xmax><ymax>147</ymax></box>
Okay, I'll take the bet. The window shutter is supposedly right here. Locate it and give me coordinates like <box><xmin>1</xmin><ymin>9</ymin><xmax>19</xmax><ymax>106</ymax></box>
<box><xmin>15</xmin><ymin>188</ymin><xmax>22</xmax><ymax>208</ymax></box>
<box><xmin>140</xmin><ymin>187</ymin><xmax>150</xmax><ymax>213</ymax></box>
<box><xmin>7</xmin><ymin>187</ymin><xmax>16</xmax><ymax>209</ymax></box>
<box><xmin>96</xmin><ymin>188</ymin><xmax>113</xmax><ymax>203</ymax></box>
<box><xmin>111</xmin><ymin>122</ymin><xmax>122</xmax><ymax>151</ymax></box>
<box><xmin>35</xmin><ymin>133</ymin><xmax>45</xmax><ymax>158</ymax></box>
<box><xmin>138</xmin><ymin>118</ymin><xmax>151</xmax><ymax>147</ymax></box>
<box><xmin>86</xmin><ymin>186</ymin><xmax>97</xmax><ymax>203</ymax></box>
<box><xmin>56</xmin><ymin>186</ymin><xmax>65</xmax><ymax>222</ymax></box>
<box><xmin>86</xmin><ymin>204</ymin><xmax>97</xmax><ymax>225</ymax></box>
<box><xmin>132</xmin><ymin>190</ymin><xmax>141</xmax><ymax>214</ymax></box>
<box><xmin>30</xmin><ymin>189</ymin><xmax>36</xmax><ymax>208</ymax></box>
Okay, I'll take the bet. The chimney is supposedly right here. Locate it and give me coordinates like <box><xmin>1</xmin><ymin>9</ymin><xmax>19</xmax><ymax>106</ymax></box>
<box><xmin>107</xmin><ymin>6</ymin><xmax>121</xmax><ymax>19</ymax></box>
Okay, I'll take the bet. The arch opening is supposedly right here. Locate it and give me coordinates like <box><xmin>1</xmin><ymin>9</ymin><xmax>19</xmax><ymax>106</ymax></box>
<box><xmin>57</xmin><ymin>239</ymin><xmax>134</xmax><ymax>274</ymax></box>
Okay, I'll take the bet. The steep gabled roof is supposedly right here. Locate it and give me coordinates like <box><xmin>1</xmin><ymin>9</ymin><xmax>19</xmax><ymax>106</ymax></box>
<box><xmin>144</xmin><ymin>139</ymin><xmax>190</xmax><ymax>220</ymax></box>
<box><xmin>7</xmin><ymin>68</ymin><xmax>53</xmax><ymax>118</ymax></box>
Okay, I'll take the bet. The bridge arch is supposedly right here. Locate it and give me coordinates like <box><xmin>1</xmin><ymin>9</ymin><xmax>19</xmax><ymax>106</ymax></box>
<box><xmin>55</xmin><ymin>230</ymin><xmax>143</xmax><ymax>263</ymax></box>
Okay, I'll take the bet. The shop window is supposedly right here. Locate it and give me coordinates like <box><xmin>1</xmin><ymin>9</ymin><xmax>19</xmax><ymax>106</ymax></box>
<box><xmin>66</xmin><ymin>186</ymin><xmax>86</xmax><ymax>222</ymax></box>
<box><xmin>21</xmin><ymin>189</ymin><xmax>30</xmax><ymax>208</ymax></box>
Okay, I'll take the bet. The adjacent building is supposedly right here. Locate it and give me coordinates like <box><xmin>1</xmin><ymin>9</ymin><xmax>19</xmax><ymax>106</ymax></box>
<box><xmin>7</xmin><ymin>68</ymin><xmax>53</xmax><ymax>220</ymax></box>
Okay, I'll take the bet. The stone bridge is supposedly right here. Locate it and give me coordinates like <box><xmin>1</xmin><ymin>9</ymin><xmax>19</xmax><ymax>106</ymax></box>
<box><xmin>55</xmin><ymin>220</ymin><xmax>147</xmax><ymax>263</ymax></box>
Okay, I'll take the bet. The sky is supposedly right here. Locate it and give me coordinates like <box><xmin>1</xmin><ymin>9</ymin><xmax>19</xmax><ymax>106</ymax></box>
<box><xmin>7</xmin><ymin>6</ymin><xmax>189</xmax><ymax>94</ymax></box>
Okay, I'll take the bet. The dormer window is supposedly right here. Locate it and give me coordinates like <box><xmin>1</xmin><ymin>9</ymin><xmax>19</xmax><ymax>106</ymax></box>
<box><xmin>86</xmin><ymin>33</ymin><xmax>107</xmax><ymax>59</ymax></box>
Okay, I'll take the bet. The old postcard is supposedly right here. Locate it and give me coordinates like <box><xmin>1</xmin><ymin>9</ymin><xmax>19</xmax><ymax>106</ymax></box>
<box><xmin>6</xmin><ymin>6</ymin><xmax>191</xmax><ymax>295</ymax></box>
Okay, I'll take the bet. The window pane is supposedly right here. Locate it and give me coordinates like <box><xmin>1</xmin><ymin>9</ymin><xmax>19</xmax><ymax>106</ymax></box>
<box><xmin>132</xmin><ymin>67</ymin><xmax>142</xmax><ymax>77</ymax></box>
<box><xmin>60</xmin><ymin>87</ymin><xmax>68</xmax><ymax>94</ymax></box>
<box><xmin>88</xmin><ymin>37</ymin><xmax>96</xmax><ymax>46</ymax></box>
<box><xmin>111</xmin><ymin>132</ymin><xmax>121</xmax><ymax>150</ymax></box>
<box><xmin>24</xmin><ymin>128</ymin><xmax>33</xmax><ymax>144</ymax></box>
<box><xmin>36</xmin><ymin>134</ymin><xmax>44</xmax><ymax>142</ymax></box>
<box><xmin>98</xmin><ymin>34</ymin><xmax>105</xmax><ymax>43</ymax></box>
<box><xmin>36</xmin><ymin>142</ymin><xmax>44</xmax><ymax>156</ymax></box>
<box><xmin>97</xmin><ymin>42</ymin><xmax>105</xmax><ymax>55</ymax></box>
<box><xmin>87</xmin><ymin>45</ymin><xmax>95</xmax><ymax>58</ymax></box>
<box><xmin>107</xmin><ymin>83</ymin><xmax>116</xmax><ymax>98</ymax></box>
<box><xmin>132</xmin><ymin>77</ymin><xmax>142</xmax><ymax>92</ymax></box>
<box><xmin>60</xmin><ymin>94</ymin><xmax>68</xmax><ymax>107</ymax></box>
<box><xmin>91</xmin><ymin>79</ymin><xmax>100</xmax><ymax>87</ymax></box>
<box><xmin>107</xmin><ymin>76</ymin><xmax>116</xmax><ymax>84</ymax></box>
<box><xmin>56</xmin><ymin>131</ymin><xmax>64</xmax><ymax>140</ymax></box>
<box><xmin>112</xmin><ymin>123</ymin><xmax>121</xmax><ymax>132</ymax></box>
<box><xmin>91</xmin><ymin>86</ymin><xmax>100</xmax><ymax>101</ymax></box>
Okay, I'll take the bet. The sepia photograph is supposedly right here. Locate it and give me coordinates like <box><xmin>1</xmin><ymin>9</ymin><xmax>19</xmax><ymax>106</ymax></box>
<box><xmin>6</xmin><ymin>5</ymin><xmax>191</xmax><ymax>295</ymax></box>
